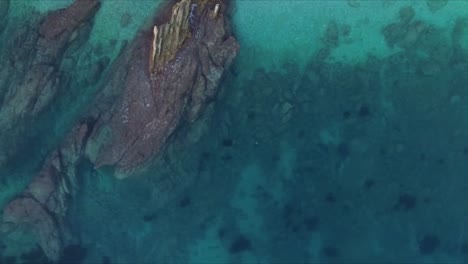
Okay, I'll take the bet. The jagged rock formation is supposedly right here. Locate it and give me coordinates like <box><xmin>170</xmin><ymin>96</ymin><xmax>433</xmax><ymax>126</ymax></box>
<box><xmin>86</xmin><ymin>0</ymin><xmax>239</xmax><ymax>177</ymax></box>
<box><xmin>2</xmin><ymin>122</ymin><xmax>90</xmax><ymax>261</ymax></box>
<box><xmin>1</xmin><ymin>0</ymin><xmax>238</xmax><ymax>260</ymax></box>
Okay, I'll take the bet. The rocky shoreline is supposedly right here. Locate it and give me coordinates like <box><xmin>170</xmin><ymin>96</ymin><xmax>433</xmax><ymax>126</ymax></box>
<box><xmin>0</xmin><ymin>0</ymin><xmax>238</xmax><ymax>261</ymax></box>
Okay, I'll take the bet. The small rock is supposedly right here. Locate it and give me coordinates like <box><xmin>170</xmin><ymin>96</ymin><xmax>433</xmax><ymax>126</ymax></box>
<box><xmin>323</xmin><ymin>21</ymin><xmax>340</xmax><ymax>47</ymax></box>
<box><xmin>400</xmin><ymin>21</ymin><xmax>427</xmax><ymax>48</ymax></box>
<box><xmin>399</xmin><ymin>6</ymin><xmax>415</xmax><ymax>24</ymax></box>
<box><xmin>382</xmin><ymin>23</ymin><xmax>406</xmax><ymax>48</ymax></box>
<box><xmin>426</xmin><ymin>0</ymin><xmax>448</xmax><ymax>12</ymax></box>
<box><xmin>419</xmin><ymin>234</ymin><xmax>440</xmax><ymax>254</ymax></box>
<box><xmin>229</xmin><ymin>235</ymin><xmax>252</xmax><ymax>254</ymax></box>
<box><xmin>342</xmin><ymin>24</ymin><xmax>351</xmax><ymax>37</ymax></box>
<box><xmin>322</xmin><ymin>246</ymin><xmax>339</xmax><ymax>258</ymax></box>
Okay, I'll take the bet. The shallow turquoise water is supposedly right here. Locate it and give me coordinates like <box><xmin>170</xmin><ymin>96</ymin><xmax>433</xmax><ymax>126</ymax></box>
<box><xmin>2</xmin><ymin>0</ymin><xmax>468</xmax><ymax>263</ymax></box>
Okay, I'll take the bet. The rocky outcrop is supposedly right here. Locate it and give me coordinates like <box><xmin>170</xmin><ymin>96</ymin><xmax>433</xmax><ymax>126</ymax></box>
<box><xmin>0</xmin><ymin>0</ymin><xmax>100</xmax><ymax>166</ymax></box>
<box><xmin>86</xmin><ymin>0</ymin><xmax>239</xmax><ymax>178</ymax></box>
<box><xmin>1</xmin><ymin>121</ymin><xmax>92</xmax><ymax>261</ymax></box>
<box><xmin>1</xmin><ymin>0</ymin><xmax>238</xmax><ymax>260</ymax></box>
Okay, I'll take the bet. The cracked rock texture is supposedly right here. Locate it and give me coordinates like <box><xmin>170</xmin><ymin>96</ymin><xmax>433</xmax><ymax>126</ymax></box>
<box><xmin>0</xmin><ymin>0</ymin><xmax>100</xmax><ymax>167</ymax></box>
<box><xmin>87</xmin><ymin>0</ymin><xmax>239</xmax><ymax>177</ymax></box>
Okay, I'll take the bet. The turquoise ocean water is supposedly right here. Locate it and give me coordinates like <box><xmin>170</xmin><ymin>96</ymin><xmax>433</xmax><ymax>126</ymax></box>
<box><xmin>1</xmin><ymin>0</ymin><xmax>468</xmax><ymax>263</ymax></box>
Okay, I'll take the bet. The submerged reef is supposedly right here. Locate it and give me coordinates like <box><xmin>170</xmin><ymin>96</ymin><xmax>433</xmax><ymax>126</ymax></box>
<box><xmin>0</xmin><ymin>0</ymin><xmax>238</xmax><ymax>261</ymax></box>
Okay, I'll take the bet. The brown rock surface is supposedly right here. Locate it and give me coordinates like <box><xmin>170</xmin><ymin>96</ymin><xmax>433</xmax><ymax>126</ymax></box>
<box><xmin>87</xmin><ymin>0</ymin><xmax>239</xmax><ymax>177</ymax></box>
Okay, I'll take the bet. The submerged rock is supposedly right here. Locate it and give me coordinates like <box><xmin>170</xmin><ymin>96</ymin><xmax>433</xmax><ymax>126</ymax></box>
<box><xmin>426</xmin><ymin>0</ymin><xmax>448</xmax><ymax>12</ymax></box>
<box><xmin>2</xmin><ymin>121</ymin><xmax>92</xmax><ymax>261</ymax></box>
<box><xmin>0</xmin><ymin>0</ymin><xmax>100</xmax><ymax>166</ymax></box>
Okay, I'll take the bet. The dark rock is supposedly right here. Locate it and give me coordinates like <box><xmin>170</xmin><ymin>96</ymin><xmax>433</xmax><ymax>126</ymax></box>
<box><xmin>461</xmin><ymin>242</ymin><xmax>468</xmax><ymax>254</ymax></box>
<box><xmin>304</xmin><ymin>217</ymin><xmax>319</xmax><ymax>231</ymax></box>
<box><xmin>342</xmin><ymin>110</ymin><xmax>351</xmax><ymax>119</ymax></box>
<box><xmin>88</xmin><ymin>0</ymin><xmax>239</xmax><ymax>177</ymax></box>
<box><xmin>120</xmin><ymin>12</ymin><xmax>132</xmax><ymax>28</ymax></box>
<box><xmin>382</xmin><ymin>22</ymin><xmax>407</xmax><ymax>48</ymax></box>
<box><xmin>247</xmin><ymin>111</ymin><xmax>256</xmax><ymax>120</ymax></box>
<box><xmin>395</xmin><ymin>193</ymin><xmax>417</xmax><ymax>211</ymax></box>
<box><xmin>337</xmin><ymin>142</ymin><xmax>350</xmax><ymax>158</ymax></box>
<box><xmin>142</xmin><ymin>213</ymin><xmax>157</xmax><ymax>222</ymax></box>
<box><xmin>222</xmin><ymin>139</ymin><xmax>234</xmax><ymax>147</ymax></box>
<box><xmin>229</xmin><ymin>235</ymin><xmax>252</xmax><ymax>254</ymax></box>
<box><xmin>399</xmin><ymin>6</ymin><xmax>415</xmax><ymax>24</ymax></box>
<box><xmin>363</xmin><ymin>179</ymin><xmax>375</xmax><ymax>189</ymax></box>
<box><xmin>178</xmin><ymin>196</ymin><xmax>191</xmax><ymax>208</ymax></box>
<box><xmin>419</xmin><ymin>234</ymin><xmax>440</xmax><ymax>255</ymax></box>
<box><xmin>426</xmin><ymin>0</ymin><xmax>448</xmax><ymax>12</ymax></box>
<box><xmin>0</xmin><ymin>0</ymin><xmax>100</xmax><ymax>166</ymax></box>
<box><xmin>358</xmin><ymin>105</ymin><xmax>370</xmax><ymax>117</ymax></box>
<box><xmin>324</xmin><ymin>193</ymin><xmax>336</xmax><ymax>203</ymax></box>
<box><xmin>322</xmin><ymin>246</ymin><xmax>339</xmax><ymax>258</ymax></box>
<box><xmin>2</xmin><ymin>122</ymin><xmax>92</xmax><ymax>261</ymax></box>
<box><xmin>221</xmin><ymin>154</ymin><xmax>233</xmax><ymax>161</ymax></box>
<box><xmin>218</xmin><ymin>228</ymin><xmax>227</xmax><ymax>239</ymax></box>
<box><xmin>102</xmin><ymin>256</ymin><xmax>111</xmax><ymax>264</ymax></box>
<box><xmin>322</xmin><ymin>21</ymin><xmax>340</xmax><ymax>47</ymax></box>
<box><xmin>463</xmin><ymin>146</ymin><xmax>468</xmax><ymax>156</ymax></box>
